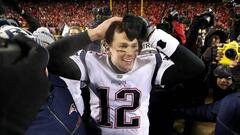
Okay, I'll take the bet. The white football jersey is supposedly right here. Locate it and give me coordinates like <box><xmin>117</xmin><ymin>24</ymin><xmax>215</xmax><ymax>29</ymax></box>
<box><xmin>71</xmin><ymin>50</ymin><xmax>173</xmax><ymax>135</ymax></box>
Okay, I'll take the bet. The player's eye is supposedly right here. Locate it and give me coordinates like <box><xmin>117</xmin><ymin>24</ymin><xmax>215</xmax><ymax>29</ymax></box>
<box><xmin>119</xmin><ymin>44</ymin><xmax>128</xmax><ymax>48</ymax></box>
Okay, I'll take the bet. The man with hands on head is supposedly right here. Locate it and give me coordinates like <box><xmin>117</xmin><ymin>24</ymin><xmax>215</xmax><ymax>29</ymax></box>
<box><xmin>47</xmin><ymin>15</ymin><xmax>205</xmax><ymax>135</ymax></box>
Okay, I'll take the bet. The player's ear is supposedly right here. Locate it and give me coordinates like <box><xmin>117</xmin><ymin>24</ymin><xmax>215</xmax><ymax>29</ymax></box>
<box><xmin>104</xmin><ymin>43</ymin><xmax>111</xmax><ymax>54</ymax></box>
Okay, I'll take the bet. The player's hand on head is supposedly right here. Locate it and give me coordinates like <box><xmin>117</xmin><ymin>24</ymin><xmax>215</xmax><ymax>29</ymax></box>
<box><xmin>136</xmin><ymin>16</ymin><xmax>155</xmax><ymax>41</ymax></box>
<box><xmin>121</xmin><ymin>15</ymin><xmax>154</xmax><ymax>41</ymax></box>
<box><xmin>88</xmin><ymin>16</ymin><xmax>122</xmax><ymax>41</ymax></box>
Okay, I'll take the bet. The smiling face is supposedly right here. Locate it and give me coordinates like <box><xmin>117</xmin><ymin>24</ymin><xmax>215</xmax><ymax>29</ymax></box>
<box><xmin>107</xmin><ymin>31</ymin><xmax>139</xmax><ymax>73</ymax></box>
<box><xmin>105</xmin><ymin>21</ymin><xmax>139</xmax><ymax>73</ymax></box>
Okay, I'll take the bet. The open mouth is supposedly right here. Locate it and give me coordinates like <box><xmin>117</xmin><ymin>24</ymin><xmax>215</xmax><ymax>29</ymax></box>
<box><xmin>123</xmin><ymin>59</ymin><xmax>134</xmax><ymax>65</ymax></box>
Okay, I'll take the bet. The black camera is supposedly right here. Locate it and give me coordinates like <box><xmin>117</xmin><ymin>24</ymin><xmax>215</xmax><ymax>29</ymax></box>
<box><xmin>92</xmin><ymin>7</ymin><xmax>111</xmax><ymax>16</ymax></box>
<box><xmin>198</xmin><ymin>8</ymin><xmax>214</xmax><ymax>28</ymax></box>
<box><xmin>92</xmin><ymin>7</ymin><xmax>111</xmax><ymax>27</ymax></box>
<box><xmin>0</xmin><ymin>37</ymin><xmax>21</xmax><ymax>65</ymax></box>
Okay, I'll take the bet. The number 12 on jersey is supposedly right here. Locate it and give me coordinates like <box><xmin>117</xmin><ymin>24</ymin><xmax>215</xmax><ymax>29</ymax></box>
<box><xmin>98</xmin><ymin>87</ymin><xmax>141</xmax><ymax>128</ymax></box>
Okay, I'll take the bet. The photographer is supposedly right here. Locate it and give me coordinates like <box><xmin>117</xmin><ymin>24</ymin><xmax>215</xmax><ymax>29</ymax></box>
<box><xmin>0</xmin><ymin>26</ymin><xmax>49</xmax><ymax>135</ymax></box>
<box><xmin>157</xmin><ymin>9</ymin><xmax>186</xmax><ymax>45</ymax></box>
<box><xmin>226</xmin><ymin>0</ymin><xmax>240</xmax><ymax>41</ymax></box>
<box><xmin>176</xmin><ymin>64</ymin><xmax>240</xmax><ymax>135</ymax></box>
<box><xmin>169</xmin><ymin>10</ymin><xmax>186</xmax><ymax>45</ymax></box>
<box><xmin>185</xmin><ymin>9</ymin><xmax>215</xmax><ymax>55</ymax></box>
<box><xmin>201</xmin><ymin>28</ymin><xmax>227</xmax><ymax>90</ymax></box>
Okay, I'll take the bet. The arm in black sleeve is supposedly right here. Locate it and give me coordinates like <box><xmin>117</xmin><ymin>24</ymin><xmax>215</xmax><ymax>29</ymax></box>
<box><xmin>1</xmin><ymin>0</ymin><xmax>40</xmax><ymax>32</ymax></box>
<box><xmin>47</xmin><ymin>32</ymin><xmax>92</xmax><ymax>80</ymax></box>
<box><xmin>161</xmin><ymin>45</ymin><xmax>205</xmax><ymax>85</ymax></box>
<box><xmin>20</xmin><ymin>12</ymin><xmax>41</xmax><ymax>33</ymax></box>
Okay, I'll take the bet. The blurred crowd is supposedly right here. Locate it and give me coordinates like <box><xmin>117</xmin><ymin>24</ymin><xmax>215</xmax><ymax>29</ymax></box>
<box><xmin>1</xmin><ymin>0</ymin><xmax>239</xmax><ymax>35</ymax></box>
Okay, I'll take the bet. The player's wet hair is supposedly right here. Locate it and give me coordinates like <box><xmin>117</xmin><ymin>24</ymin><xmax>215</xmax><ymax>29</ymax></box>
<box><xmin>105</xmin><ymin>21</ymin><xmax>124</xmax><ymax>44</ymax></box>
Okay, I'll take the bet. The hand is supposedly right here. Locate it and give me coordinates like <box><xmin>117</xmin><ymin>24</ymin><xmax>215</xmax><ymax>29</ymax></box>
<box><xmin>122</xmin><ymin>14</ymin><xmax>155</xmax><ymax>41</ymax></box>
<box><xmin>88</xmin><ymin>16</ymin><xmax>122</xmax><ymax>41</ymax></box>
<box><xmin>137</xmin><ymin>16</ymin><xmax>155</xmax><ymax>41</ymax></box>
<box><xmin>229</xmin><ymin>60</ymin><xmax>238</xmax><ymax>68</ymax></box>
<box><xmin>216</xmin><ymin>44</ymin><xmax>224</xmax><ymax>62</ymax></box>
<box><xmin>0</xmin><ymin>35</ymin><xmax>50</xmax><ymax>134</ymax></box>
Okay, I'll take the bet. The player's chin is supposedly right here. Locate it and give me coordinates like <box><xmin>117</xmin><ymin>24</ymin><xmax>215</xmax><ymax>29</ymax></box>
<box><xmin>119</xmin><ymin>61</ymin><xmax>134</xmax><ymax>72</ymax></box>
<box><xmin>122</xmin><ymin>65</ymin><xmax>134</xmax><ymax>72</ymax></box>
<box><xmin>118</xmin><ymin>64</ymin><xmax>131</xmax><ymax>72</ymax></box>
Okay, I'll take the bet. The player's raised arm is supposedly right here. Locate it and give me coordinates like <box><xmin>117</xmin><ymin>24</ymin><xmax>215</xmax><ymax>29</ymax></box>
<box><xmin>134</xmin><ymin>16</ymin><xmax>205</xmax><ymax>85</ymax></box>
<box><xmin>47</xmin><ymin>16</ymin><xmax>122</xmax><ymax>80</ymax></box>
<box><xmin>150</xmin><ymin>29</ymin><xmax>205</xmax><ymax>85</ymax></box>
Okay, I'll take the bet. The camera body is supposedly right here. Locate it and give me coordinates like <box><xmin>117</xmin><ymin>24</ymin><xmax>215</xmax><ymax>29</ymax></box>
<box><xmin>92</xmin><ymin>7</ymin><xmax>111</xmax><ymax>16</ymax></box>
<box><xmin>0</xmin><ymin>37</ymin><xmax>21</xmax><ymax>65</ymax></box>
<box><xmin>92</xmin><ymin>7</ymin><xmax>111</xmax><ymax>27</ymax></box>
<box><xmin>168</xmin><ymin>10</ymin><xmax>180</xmax><ymax>22</ymax></box>
<box><xmin>218</xmin><ymin>40</ymin><xmax>240</xmax><ymax>65</ymax></box>
<box><xmin>198</xmin><ymin>8</ymin><xmax>214</xmax><ymax>28</ymax></box>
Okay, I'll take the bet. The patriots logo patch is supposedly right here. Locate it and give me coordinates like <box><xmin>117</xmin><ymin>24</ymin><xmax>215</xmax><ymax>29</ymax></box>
<box><xmin>157</xmin><ymin>40</ymin><xmax>166</xmax><ymax>49</ymax></box>
<box><xmin>69</xmin><ymin>103</ymin><xmax>77</xmax><ymax>115</ymax></box>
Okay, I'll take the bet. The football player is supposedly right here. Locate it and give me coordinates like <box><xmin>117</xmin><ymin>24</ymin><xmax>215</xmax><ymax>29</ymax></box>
<box><xmin>47</xmin><ymin>15</ymin><xmax>205</xmax><ymax>135</ymax></box>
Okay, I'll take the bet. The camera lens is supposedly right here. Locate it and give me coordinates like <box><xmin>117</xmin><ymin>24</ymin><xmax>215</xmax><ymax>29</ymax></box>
<box><xmin>225</xmin><ymin>48</ymin><xmax>237</xmax><ymax>59</ymax></box>
<box><xmin>203</xmin><ymin>15</ymin><xmax>211</xmax><ymax>24</ymax></box>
